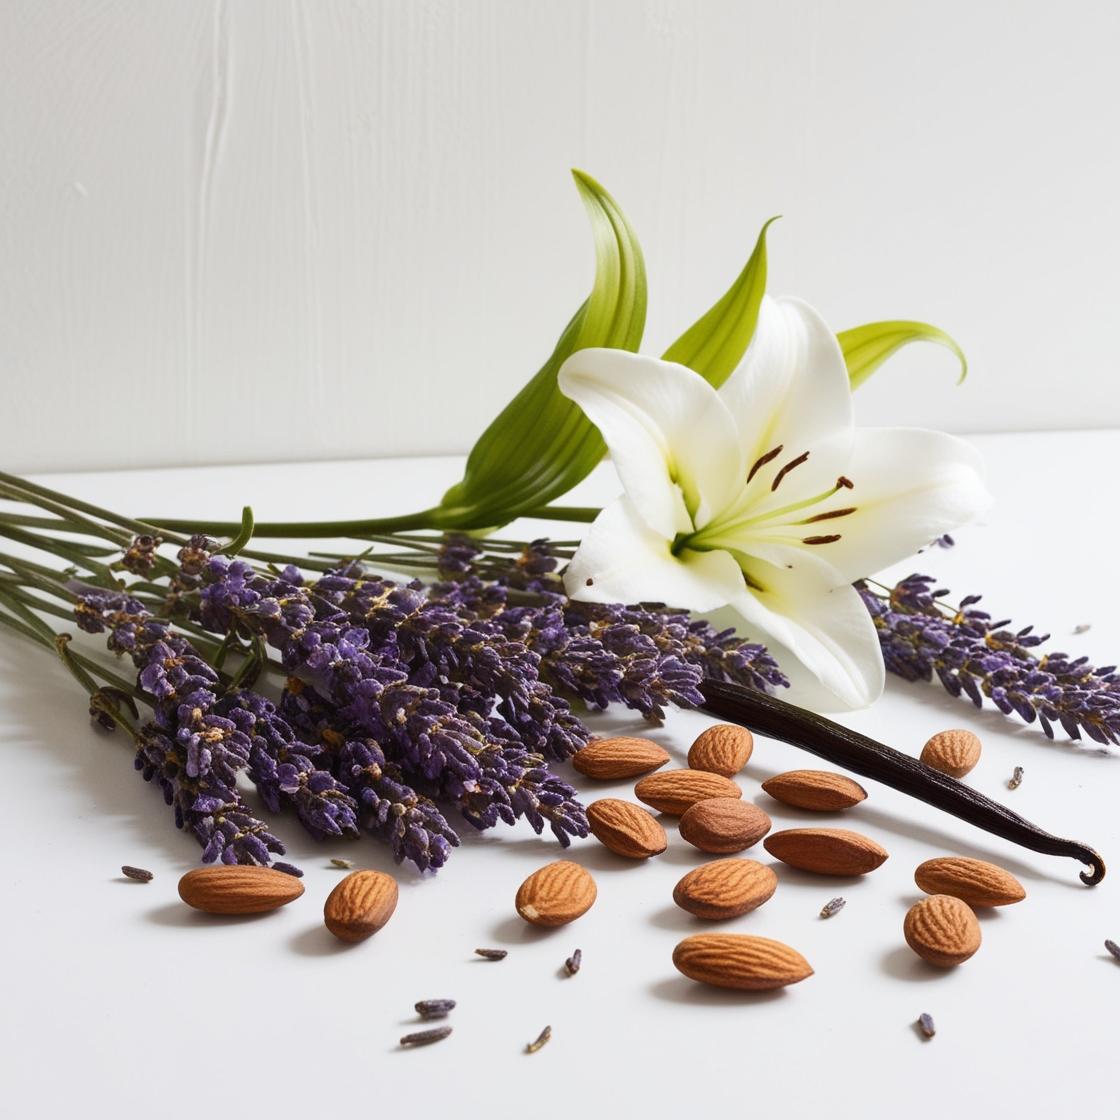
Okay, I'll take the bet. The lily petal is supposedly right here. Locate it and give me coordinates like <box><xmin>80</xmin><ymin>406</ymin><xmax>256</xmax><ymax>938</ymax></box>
<box><xmin>564</xmin><ymin>497</ymin><xmax>747</xmax><ymax>610</ymax></box>
<box><xmin>558</xmin><ymin>348</ymin><xmax>745</xmax><ymax>537</ymax></box>
<box><xmin>718</xmin><ymin>296</ymin><xmax>854</xmax><ymax>506</ymax></box>
<box><xmin>730</xmin><ymin>551</ymin><xmax>886</xmax><ymax>708</ymax></box>
<box><xmin>751</xmin><ymin>427</ymin><xmax>991</xmax><ymax>582</ymax></box>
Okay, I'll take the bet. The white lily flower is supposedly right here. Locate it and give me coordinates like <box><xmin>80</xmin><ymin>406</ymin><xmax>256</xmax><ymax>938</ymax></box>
<box><xmin>557</xmin><ymin>295</ymin><xmax>991</xmax><ymax>709</ymax></box>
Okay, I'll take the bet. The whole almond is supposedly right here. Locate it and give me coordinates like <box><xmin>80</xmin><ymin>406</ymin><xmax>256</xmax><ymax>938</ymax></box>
<box><xmin>323</xmin><ymin>870</ymin><xmax>399</xmax><ymax>942</ymax></box>
<box><xmin>571</xmin><ymin>736</ymin><xmax>670</xmax><ymax>780</ymax></box>
<box><xmin>673</xmin><ymin>859</ymin><xmax>778</xmax><ymax>920</ymax></box>
<box><xmin>634</xmin><ymin>769</ymin><xmax>742</xmax><ymax>816</ymax></box>
<box><xmin>761</xmin><ymin>770</ymin><xmax>867</xmax><ymax>812</ymax></box>
<box><xmin>914</xmin><ymin>856</ymin><xmax>1025</xmax><ymax>907</ymax></box>
<box><xmin>587</xmin><ymin>798</ymin><xmax>667</xmax><ymax>859</ymax></box>
<box><xmin>679</xmin><ymin>798</ymin><xmax>771</xmax><ymax>853</ymax></box>
<box><xmin>177</xmin><ymin>866</ymin><xmax>304</xmax><ymax>915</ymax></box>
<box><xmin>516</xmin><ymin>860</ymin><xmax>597</xmax><ymax>926</ymax></box>
<box><xmin>920</xmin><ymin>729</ymin><xmax>982</xmax><ymax>779</ymax></box>
<box><xmin>763</xmin><ymin>828</ymin><xmax>888</xmax><ymax>875</ymax></box>
<box><xmin>904</xmin><ymin>894</ymin><xmax>981</xmax><ymax>967</ymax></box>
<box><xmin>673</xmin><ymin>933</ymin><xmax>812</xmax><ymax>990</ymax></box>
<box><xmin>687</xmin><ymin>724</ymin><xmax>753</xmax><ymax>776</ymax></box>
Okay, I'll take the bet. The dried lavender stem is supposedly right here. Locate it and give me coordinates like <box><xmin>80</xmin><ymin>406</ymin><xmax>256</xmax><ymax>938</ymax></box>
<box><xmin>120</xmin><ymin>865</ymin><xmax>153</xmax><ymax>882</ymax></box>
<box><xmin>526</xmin><ymin>1026</ymin><xmax>552</xmax><ymax>1054</ymax></box>
<box><xmin>474</xmin><ymin>948</ymin><xmax>508</xmax><ymax>961</ymax></box>
<box><xmin>699</xmin><ymin>678</ymin><xmax>1105</xmax><ymax>885</ymax></box>
<box><xmin>400</xmin><ymin>1026</ymin><xmax>452</xmax><ymax>1047</ymax></box>
<box><xmin>564</xmin><ymin>948</ymin><xmax>582</xmax><ymax>976</ymax></box>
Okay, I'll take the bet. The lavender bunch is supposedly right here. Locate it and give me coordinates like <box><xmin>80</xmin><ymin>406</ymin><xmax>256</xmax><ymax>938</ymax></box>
<box><xmin>196</xmin><ymin>558</ymin><xmax>590</xmax><ymax>852</ymax></box>
<box><xmin>75</xmin><ymin>589</ymin><xmax>299</xmax><ymax>869</ymax></box>
<box><xmin>861</xmin><ymin>574</ymin><xmax>1120</xmax><ymax>746</ymax></box>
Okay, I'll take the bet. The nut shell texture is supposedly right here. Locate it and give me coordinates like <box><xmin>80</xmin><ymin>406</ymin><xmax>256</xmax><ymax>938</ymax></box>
<box><xmin>920</xmin><ymin>729</ymin><xmax>982</xmax><ymax>779</ymax></box>
<box><xmin>323</xmin><ymin>870</ymin><xmax>399</xmax><ymax>942</ymax></box>
<box><xmin>904</xmin><ymin>894</ymin><xmax>981</xmax><ymax>967</ymax></box>
<box><xmin>673</xmin><ymin>859</ymin><xmax>778</xmax><ymax>920</ymax></box>
<box><xmin>687</xmin><ymin>724</ymin><xmax>753</xmax><ymax>776</ymax></box>
<box><xmin>587</xmin><ymin>798</ymin><xmax>668</xmax><ymax>859</ymax></box>
<box><xmin>572</xmin><ymin>737</ymin><xmax>670</xmax><ymax>780</ymax></box>
<box><xmin>515</xmin><ymin>860</ymin><xmax>597</xmax><ymax>927</ymax></box>
<box><xmin>914</xmin><ymin>857</ymin><xmax>1025</xmax><ymax>907</ymax></box>
<box><xmin>177</xmin><ymin>866</ymin><xmax>304</xmax><ymax>915</ymax></box>
<box><xmin>763</xmin><ymin>828</ymin><xmax>888</xmax><ymax>876</ymax></box>
<box><xmin>761</xmin><ymin>770</ymin><xmax>867</xmax><ymax>812</ymax></box>
<box><xmin>634</xmin><ymin>769</ymin><xmax>742</xmax><ymax>816</ymax></box>
<box><xmin>679</xmin><ymin>798</ymin><xmax>771</xmax><ymax>854</ymax></box>
<box><xmin>673</xmin><ymin>934</ymin><xmax>812</xmax><ymax>990</ymax></box>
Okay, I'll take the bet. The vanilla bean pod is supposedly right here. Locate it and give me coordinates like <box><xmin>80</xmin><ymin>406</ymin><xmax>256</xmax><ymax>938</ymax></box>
<box><xmin>699</xmin><ymin>678</ymin><xmax>1105</xmax><ymax>885</ymax></box>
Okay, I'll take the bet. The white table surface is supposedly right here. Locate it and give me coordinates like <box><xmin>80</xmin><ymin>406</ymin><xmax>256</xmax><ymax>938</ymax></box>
<box><xmin>3</xmin><ymin>432</ymin><xmax>1120</xmax><ymax>1119</ymax></box>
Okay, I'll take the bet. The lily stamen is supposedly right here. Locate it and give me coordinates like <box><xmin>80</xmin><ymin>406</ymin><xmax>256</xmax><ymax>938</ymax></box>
<box><xmin>771</xmin><ymin>451</ymin><xmax>810</xmax><ymax>492</ymax></box>
<box><xmin>747</xmin><ymin>445</ymin><xmax>784</xmax><ymax>484</ymax></box>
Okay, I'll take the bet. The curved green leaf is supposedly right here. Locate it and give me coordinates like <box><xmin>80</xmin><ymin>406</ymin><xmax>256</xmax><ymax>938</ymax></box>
<box><xmin>437</xmin><ymin>170</ymin><xmax>647</xmax><ymax>529</ymax></box>
<box><xmin>662</xmin><ymin>217</ymin><xmax>777</xmax><ymax>386</ymax></box>
<box><xmin>839</xmin><ymin>320</ymin><xmax>967</xmax><ymax>390</ymax></box>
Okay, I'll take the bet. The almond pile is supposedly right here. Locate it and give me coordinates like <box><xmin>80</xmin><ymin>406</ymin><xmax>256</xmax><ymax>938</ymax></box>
<box><xmin>551</xmin><ymin>722</ymin><xmax>1029</xmax><ymax>992</ymax></box>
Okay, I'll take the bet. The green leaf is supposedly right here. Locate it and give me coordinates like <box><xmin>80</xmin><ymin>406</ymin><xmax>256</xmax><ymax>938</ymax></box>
<box><xmin>662</xmin><ymin>217</ymin><xmax>777</xmax><ymax>387</ymax></box>
<box><xmin>437</xmin><ymin>170</ymin><xmax>647</xmax><ymax>529</ymax></box>
<box><xmin>838</xmin><ymin>321</ymin><xmax>967</xmax><ymax>390</ymax></box>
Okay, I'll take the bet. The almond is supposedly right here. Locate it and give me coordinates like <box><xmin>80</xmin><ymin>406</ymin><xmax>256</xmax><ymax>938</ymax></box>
<box><xmin>177</xmin><ymin>866</ymin><xmax>304</xmax><ymax>915</ymax></box>
<box><xmin>763</xmin><ymin>828</ymin><xmax>888</xmax><ymax>876</ymax></box>
<box><xmin>672</xmin><ymin>933</ymin><xmax>813</xmax><ymax>990</ymax></box>
<box><xmin>920</xmin><ymin>729</ymin><xmax>982</xmax><ymax>779</ymax></box>
<box><xmin>903</xmin><ymin>894</ymin><xmax>981</xmax><ymax>967</ymax></box>
<box><xmin>515</xmin><ymin>860</ymin><xmax>597</xmax><ymax>926</ymax></box>
<box><xmin>761</xmin><ymin>769</ymin><xmax>867</xmax><ymax>812</ymax></box>
<box><xmin>587</xmin><ymin>798</ymin><xmax>667</xmax><ymax>859</ymax></box>
<box><xmin>679</xmin><ymin>798</ymin><xmax>771</xmax><ymax>853</ymax></box>
<box><xmin>634</xmin><ymin>769</ymin><xmax>742</xmax><ymax>816</ymax></box>
<box><xmin>673</xmin><ymin>858</ymin><xmax>778</xmax><ymax>920</ymax></box>
<box><xmin>687</xmin><ymin>724</ymin><xmax>753</xmax><ymax>776</ymax></box>
<box><xmin>914</xmin><ymin>856</ymin><xmax>1025</xmax><ymax>907</ymax></box>
<box><xmin>323</xmin><ymin>870</ymin><xmax>399</xmax><ymax>942</ymax></box>
<box><xmin>571</xmin><ymin>736</ymin><xmax>670</xmax><ymax>780</ymax></box>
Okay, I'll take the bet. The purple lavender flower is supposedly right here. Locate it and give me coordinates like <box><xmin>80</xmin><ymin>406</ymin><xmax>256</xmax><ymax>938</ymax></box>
<box><xmin>861</xmin><ymin>574</ymin><xmax>1120</xmax><ymax>746</ymax></box>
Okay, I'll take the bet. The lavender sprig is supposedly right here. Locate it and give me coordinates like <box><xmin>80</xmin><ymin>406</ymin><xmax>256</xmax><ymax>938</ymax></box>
<box><xmin>861</xmin><ymin>574</ymin><xmax>1120</xmax><ymax>746</ymax></box>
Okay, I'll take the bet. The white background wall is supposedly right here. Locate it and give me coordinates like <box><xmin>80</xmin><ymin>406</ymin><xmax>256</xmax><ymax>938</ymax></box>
<box><xmin>2</xmin><ymin>0</ymin><xmax>1118</xmax><ymax>473</ymax></box>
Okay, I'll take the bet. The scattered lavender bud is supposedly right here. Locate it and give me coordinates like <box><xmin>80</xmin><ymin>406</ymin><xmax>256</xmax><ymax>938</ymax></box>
<box><xmin>414</xmin><ymin>999</ymin><xmax>457</xmax><ymax>1019</ymax></box>
<box><xmin>819</xmin><ymin>896</ymin><xmax>846</xmax><ymax>919</ymax></box>
<box><xmin>474</xmin><ymin>947</ymin><xmax>508</xmax><ymax>961</ymax></box>
<box><xmin>400</xmin><ymin>1026</ymin><xmax>452</xmax><ymax>1047</ymax></box>
<box><xmin>1104</xmin><ymin>939</ymin><xmax>1120</xmax><ymax>961</ymax></box>
<box><xmin>1008</xmin><ymin>766</ymin><xmax>1024</xmax><ymax>790</ymax></box>
<box><xmin>564</xmin><ymin>948</ymin><xmax>582</xmax><ymax>976</ymax></box>
<box><xmin>120</xmin><ymin>865</ymin><xmax>153</xmax><ymax>883</ymax></box>
<box><xmin>525</xmin><ymin>1025</ymin><xmax>552</xmax><ymax>1054</ymax></box>
<box><xmin>918</xmin><ymin>1013</ymin><xmax>936</xmax><ymax>1039</ymax></box>
<box><xmin>330</xmin><ymin>858</ymin><xmax>354</xmax><ymax>869</ymax></box>
<box><xmin>1074</xmin><ymin>623</ymin><xmax>1092</xmax><ymax>635</ymax></box>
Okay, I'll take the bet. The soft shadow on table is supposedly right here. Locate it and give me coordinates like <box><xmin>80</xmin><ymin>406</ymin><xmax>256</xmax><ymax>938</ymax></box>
<box><xmin>648</xmin><ymin>976</ymin><xmax>788</xmax><ymax>1006</ymax></box>
<box><xmin>647</xmin><ymin>903</ymin><xmax>702</xmax><ymax>933</ymax></box>
<box><xmin>289</xmin><ymin>925</ymin><xmax>359</xmax><ymax>957</ymax></box>
<box><xmin>486</xmin><ymin>913</ymin><xmax>563</xmax><ymax>944</ymax></box>
<box><xmin>145</xmin><ymin>901</ymin><xmax>278</xmax><ymax>929</ymax></box>
<box><xmin>0</xmin><ymin>642</ymin><xmax>196</xmax><ymax>864</ymax></box>
<box><xmin>879</xmin><ymin>945</ymin><xmax>953</xmax><ymax>984</ymax></box>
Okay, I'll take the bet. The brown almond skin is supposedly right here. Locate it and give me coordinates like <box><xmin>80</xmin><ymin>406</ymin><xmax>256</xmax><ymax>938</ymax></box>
<box><xmin>178</xmin><ymin>866</ymin><xmax>304</xmax><ymax>915</ymax></box>
<box><xmin>673</xmin><ymin>859</ymin><xmax>778</xmax><ymax>920</ymax></box>
<box><xmin>687</xmin><ymin>724</ymin><xmax>753</xmax><ymax>777</ymax></box>
<box><xmin>673</xmin><ymin>933</ymin><xmax>812</xmax><ymax>990</ymax></box>
<box><xmin>763</xmin><ymin>828</ymin><xmax>888</xmax><ymax>875</ymax></box>
<box><xmin>323</xmin><ymin>870</ymin><xmax>399</xmax><ymax>942</ymax></box>
<box><xmin>679</xmin><ymin>798</ymin><xmax>771</xmax><ymax>854</ymax></box>
<box><xmin>587</xmin><ymin>798</ymin><xmax>667</xmax><ymax>859</ymax></box>
<box><xmin>516</xmin><ymin>860</ymin><xmax>597</xmax><ymax>927</ymax></box>
<box><xmin>914</xmin><ymin>857</ymin><xmax>1026</xmax><ymax>907</ymax></box>
<box><xmin>634</xmin><ymin>769</ymin><xmax>742</xmax><ymax>816</ymax></box>
<box><xmin>920</xmin><ymin>729</ymin><xmax>982</xmax><ymax>779</ymax></box>
<box><xmin>761</xmin><ymin>770</ymin><xmax>867</xmax><ymax>812</ymax></box>
<box><xmin>904</xmin><ymin>894</ymin><xmax>981</xmax><ymax>967</ymax></box>
<box><xmin>571</xmin><ymin>736</ymin><xmax>670</xmax><ymax>780</ymax></box>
